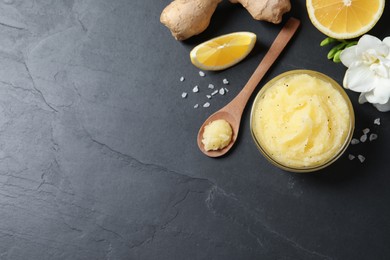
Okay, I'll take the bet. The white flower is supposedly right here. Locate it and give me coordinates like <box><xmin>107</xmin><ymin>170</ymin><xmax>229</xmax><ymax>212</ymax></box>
<box><xmin>340</xmin><ymin>35</ymin><xmax>390</xmax><ymax>112</ymax></box>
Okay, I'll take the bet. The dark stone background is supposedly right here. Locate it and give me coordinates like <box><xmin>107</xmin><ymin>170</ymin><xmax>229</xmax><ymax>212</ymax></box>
<box><xmin>1</xmin><ymin>0</ymin><xmax>389</xmax><ymax>259</ymax></box>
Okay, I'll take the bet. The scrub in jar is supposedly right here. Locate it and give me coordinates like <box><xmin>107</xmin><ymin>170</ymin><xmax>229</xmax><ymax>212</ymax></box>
<box><xmin>251</xmin><ymin>71</ymin><xmax>354</xmax><ymax>170</ymax></box>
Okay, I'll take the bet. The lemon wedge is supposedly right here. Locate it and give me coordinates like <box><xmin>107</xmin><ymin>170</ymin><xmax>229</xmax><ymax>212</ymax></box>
<box><xmin>307</xmin><ymin>0</ymin><xmax>385</xmax><ymax>39</ymax></box>
<box><xmin>190</xmin><ymin>32</ymin><xmax>256</xmax><ymax>71</ymax></box>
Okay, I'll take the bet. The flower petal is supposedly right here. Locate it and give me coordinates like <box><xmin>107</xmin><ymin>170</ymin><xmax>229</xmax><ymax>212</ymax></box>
<box><xmin>378</xmin><ymin>56</ymin><xmax>390</xmax><ymax>68</ymax></box>
<box><xmin>383</xmin><ymin>37</ymin><xmax>390</xmax><ymax>48</ymax></box>
<box><xmin>365</xmin><ymin>77</ymin><xmax>390</xmax><ymax>104</ymax></box>
<box><xmin>358</xmin><ymin>92</ymin><xmax>368</xmax><ymax>104</ymax></box>
<box><xmin>340</xmin><ymin>46</ymin><xmax>358</xmax><ymax>67</ymax></box>
<box><xmin>343</xmin><ymin>64</ymin><xmax>377</xmax><ymax>92</ymax></box>
<box><xmin>356</xmin><ymin>35</ymin><xmax>386</xmax><ymax>56</ymax></box>
<box><xmin>370</xmin><ymin>63</ymin><xmax>389</xmax><ymax>78</ymax></box>
<box><xmin>373</xmin><ymin>102</ymin><xmax>390</xmax><ymax>112</ymax></box>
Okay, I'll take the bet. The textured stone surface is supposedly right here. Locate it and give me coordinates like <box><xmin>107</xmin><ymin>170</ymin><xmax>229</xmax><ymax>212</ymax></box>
<box><xmin>1</xmin><ymin>0</ymin><xmax>390</xmax><ymax>259</ymax></box>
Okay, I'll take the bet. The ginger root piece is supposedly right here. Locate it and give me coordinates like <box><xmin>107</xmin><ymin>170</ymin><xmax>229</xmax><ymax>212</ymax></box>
<box><xmin>160</xmin><ymin>0</ymin><xmax>222</xmax><ymax>41</ymax></box>
<box><xmin>230</xmin><ymin>0</ymin><xmax>291</xmax><ymax>24</ymax></box>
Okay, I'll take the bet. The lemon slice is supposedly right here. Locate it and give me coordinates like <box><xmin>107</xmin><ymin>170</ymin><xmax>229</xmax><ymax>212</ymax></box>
<box><xmin>307</xmin><ymin>0</ymin><xmax>385</xmax><ymax>39</ymax></box>
<box><xmin>190</xmin><ymin>32</ymin><xmax>256</xmax><ymax>71</ymax></box>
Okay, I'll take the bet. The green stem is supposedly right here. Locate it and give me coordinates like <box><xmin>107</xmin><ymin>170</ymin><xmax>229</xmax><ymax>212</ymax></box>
<box><xmin>320</xmin><ymin>37</ymin><xmax>359</xmax><ymax>63</ymax></box>
<box><xmin>327</xmin><ymin>42</ymin><xmax>348</xmax><ymax>59</ymax></box>
<box><xmin>320</xmin><ymin>37</ymin><xmax>338</xmax><ymax>46</ymax></box>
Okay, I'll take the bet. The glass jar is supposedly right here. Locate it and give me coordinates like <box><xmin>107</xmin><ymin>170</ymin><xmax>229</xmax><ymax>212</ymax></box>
<box><xmin>250</xmin><ymin>70</ymin><xmax>355</xmax><ymax>172</ymax></box>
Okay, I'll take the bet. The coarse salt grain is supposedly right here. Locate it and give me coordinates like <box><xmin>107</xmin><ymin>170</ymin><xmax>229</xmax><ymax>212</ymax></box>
<box><xmin>208</xmin><ymin>84</ymin><xmax>214</xmax><ymax>89</ymax></box>
<box><xmin>362</xmin><ymin>128</ymin><xmax>370</xmax><ymax>135</ymax></box>
<box><xmin>374</xmin><ymin>118</ymin><xmax>381</xmax><ymax>125</ymax></box>
<box><xmin>350</xmin><ymin>138</ymin><xmax>359</xmax><ymax>145</ymax></box>
<box><xmin>180</xmin><ymin>76</ymin><xmax>185</xmax><ymax>82</ymax></box>
<box><xmin>211</xmin><ymin>90</ymin><xmax>218</xmax><ymax>96</ymax></box>
<box><xmin>206</xmin><ymin>95</ymin><xmax>212</xmax><ymax>99</ymax></box>
<box><xmin>192</xmin><ymin>86</ymin><xmax>199</xmax><ymax>93</ymax></box>
<box><xmin>357</xmin><ymin>155</ymin><xmax>365</xmax><ymax>163</ymax></box>
<box><xmin>360</xmin><ymin>134</ymin><xmax>367</xmax><ymax>143</ymax></box>
<box><xmin>219</xmin><ymin>88</ymin><xmax>225</xmax><ymax>95</ymax></box>
<box><xmin>194</xmin><ymin>104</ymin><xmax>199</xmax><ymax>108</ymax></box>
<box><xmin>203</xmin><ymin>102</ymin><xmax>210</xmax><ymax>108</ymax></box>
<box><xmin>369</xmin><ymin>133</ymin><xmax>378</xmax><ymax>141</ymax></box>
<box><xmin>348</xmin><ymin>154</ymin><xmax>355</xmax><ymax>160</ymax></box>
<box><xmin>222</xmin><ymin>78</ymin><xmax>229</xmax><ymax>85</ymax></box>
<box><xmin>181</xmin><ymin>92</ymin><xmax>187</xmax><ymax>98</ymax></box>
<box><xmin>224</xmin><ymin>88</ymin><xmax>229</xmax><ymax>92</ymax></box>
<box><xmin>199</xmin><ymin>71</ymin><xmax>205</xmax><ymax>77</ymax></box>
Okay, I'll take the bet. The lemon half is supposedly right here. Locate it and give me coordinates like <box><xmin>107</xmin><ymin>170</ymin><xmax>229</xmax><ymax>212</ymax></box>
<box><xmin>307</xmin><ymin>0</ymin><xmax>385</xmax><ymax>39</ymax></box>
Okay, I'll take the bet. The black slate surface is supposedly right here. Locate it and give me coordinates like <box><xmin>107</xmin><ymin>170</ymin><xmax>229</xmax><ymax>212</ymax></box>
<box><xmin>1</xmin><ymin>0</ymin><xmax>390</xmax><ymax>259</ymax></box>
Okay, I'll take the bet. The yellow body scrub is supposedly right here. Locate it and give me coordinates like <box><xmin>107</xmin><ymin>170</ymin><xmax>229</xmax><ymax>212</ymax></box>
<box><xmin>202</xmin><ymin>119</ymin><xmax>233</xmax><ymax>151</ymax></box>
<box><xmin>251</xmin><ymin>70</ymin><xmax>354</xmax><ymax>172</ymax></box>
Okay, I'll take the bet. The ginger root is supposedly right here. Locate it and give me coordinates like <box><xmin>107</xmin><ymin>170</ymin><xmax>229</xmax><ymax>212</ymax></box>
<box><xmin>230</xmin><ymin>0</ymin><xmax>291</xmax><ymax>24</ymax></box>
<box><xmin>160</xmin><ymin>0</ymin><xmax>291</xmax><ymax>40</ymax></box>
<box><xmin>160</xmin><ymin>0</ymin><xmax>222</xmax><ymax>41</ymax></box>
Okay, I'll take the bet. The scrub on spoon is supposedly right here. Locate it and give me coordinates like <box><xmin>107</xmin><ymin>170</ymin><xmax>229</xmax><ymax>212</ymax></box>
<box><xmin>197</xmin><ymin>17</ymin><xmax>300</xmax><ymax>157</ymax></box>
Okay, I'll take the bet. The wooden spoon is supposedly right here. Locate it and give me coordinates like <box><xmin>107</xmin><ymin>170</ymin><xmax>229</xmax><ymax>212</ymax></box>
<box><xmin>197</xmin><ymin>17</ymin><xmax>300</xmax><ymax>157</ymax></box>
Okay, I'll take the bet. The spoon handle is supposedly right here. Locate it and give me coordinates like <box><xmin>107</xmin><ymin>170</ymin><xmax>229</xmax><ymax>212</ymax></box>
<box><xmin>225</xmin><ymin>17</ymin><xmax>300</xmax><ymax>118</ymax></box>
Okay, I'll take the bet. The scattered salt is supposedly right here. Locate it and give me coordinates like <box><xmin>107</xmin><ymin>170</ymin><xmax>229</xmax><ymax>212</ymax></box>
<box><xmin>369</xmin><ymin>133</ymin><xmax>378</xmax><ymax>141</ymax></box>
<box><xmin>347</xmin><ymin>121</ymin><xmax>381</xmax><ymax>163</ymax></box>
<box><xmin>357</xmin><ymin>155</ymin><xmax>365</xmax><ymax>163</ymax></box>
<box><xmin>176</xmin><ymin>75</ymin><xmax>232</xmax><ymax>110</ymax></box>
<box><xmin>350</xmin><ymin>138</ymin><xmax>360</xmax><ymax>145</ymax></box>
